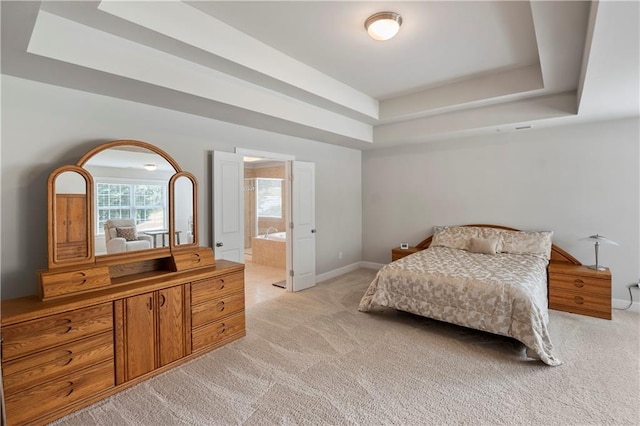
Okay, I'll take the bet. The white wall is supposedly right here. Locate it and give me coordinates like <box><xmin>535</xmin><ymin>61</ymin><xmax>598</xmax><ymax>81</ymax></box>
<box><xmin>363</xmin><ymin>118</ymin><xmax>640</xmax><ymax>304</ymax></box>
<box><xmin>1</xmin><ymin>75</ymin><xmax>362</xmax><ymax>299</ymax></box>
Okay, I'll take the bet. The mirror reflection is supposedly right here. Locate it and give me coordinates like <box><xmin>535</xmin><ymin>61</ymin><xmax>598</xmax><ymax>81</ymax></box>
<box><xmin>174</xmin><ymin>176</ymin><xmax>194</xmax><ymax>245</ymax></box>
<box><xmin>54</xmin><ymin>171</ymin><xmax>89</xmax><ymax>261</ymax></box>
<box><xmin>84</xmin><ymin>146</ymin><xmax>176</xmax><ymax>255</ymax></box>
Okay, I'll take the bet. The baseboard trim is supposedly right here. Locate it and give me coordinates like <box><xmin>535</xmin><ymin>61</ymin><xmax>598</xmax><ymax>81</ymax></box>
<box><xmin>316</xmin><ymin>262</ymin><xmax>362</xmax><ymax>283</ymax></box>
<box><xmin>359</xmin><ymin>261</ymin><xmax>385</xmax><ymax>270</ymax></box>
<box><xmin>612</xmin><ymin>298</ymin><xmax>640</xmax><ymax>314</ymax></box>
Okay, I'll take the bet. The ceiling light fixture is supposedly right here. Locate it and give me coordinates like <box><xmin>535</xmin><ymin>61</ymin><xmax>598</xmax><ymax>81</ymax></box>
<box><xmin>365</xmin><ymin>12</ymin><xmax>402</xmax><ymax>41</ymax></box>
<box><xmin>144</xmin><ymin>163</ymin><xmax>157</xmax><ymax>171</ymax></box>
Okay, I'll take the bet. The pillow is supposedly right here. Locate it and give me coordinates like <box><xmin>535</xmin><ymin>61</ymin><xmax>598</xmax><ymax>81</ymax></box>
<box><xmin>468</xmin><ymin>237</ymin><xmax>499</xmax><ymax>254</ymax></box>
<box><xmin>431</xmin><ymin>226</ymin><xmax>481</xmax><ymax>251</ymax></box>
<box><xmin>500</xmin><ymin>230</ymin><xmax>553</xmax><ymax>260</ymax></box>
<box><xmin>116</xmin><ymin>226</ymin><xmax>138</xmax><ymax>241</ymax></box>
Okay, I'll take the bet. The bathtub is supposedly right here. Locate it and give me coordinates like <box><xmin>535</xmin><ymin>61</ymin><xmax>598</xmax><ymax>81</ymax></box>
<box><xmin>252</xmin><ymin>232</ymin><xmax>286</xmax><ymax>268</ymax></box>
<box><xmin>260</xmin><ymin>231</ymin><xmax>286</xmax><ymax>240</ymax></box>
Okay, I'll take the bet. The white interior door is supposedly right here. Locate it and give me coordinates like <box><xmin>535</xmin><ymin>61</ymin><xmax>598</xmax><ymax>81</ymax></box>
<box><xmin>213</xmin><ymin>151</ymin><xmax>244</xmax><ymax>262</ymax></box>
<box><xmin>291</xmin><ymin>161</ymin><xmax>316</xmax><ymax>291</ymax></box>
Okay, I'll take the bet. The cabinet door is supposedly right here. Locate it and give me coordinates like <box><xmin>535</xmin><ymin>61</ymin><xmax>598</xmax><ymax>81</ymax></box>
<box><xmin>157</xmin><ymin>285</ymin><xmax>185</xmax><ymax>367</ymax></box>
<box><xmin>124</xmin><ymin>292</ymin><xmax>156</xmax><ymax>380</ymax></box>
<box><xmin>66</xmin><ymin>195</ymin><xmax>87</xmax><ymax>243</ymax></box>
<box><xmin>55</xmin><ymin>196</ymin><xmax>70</xmax><ymax>244</ymax></box>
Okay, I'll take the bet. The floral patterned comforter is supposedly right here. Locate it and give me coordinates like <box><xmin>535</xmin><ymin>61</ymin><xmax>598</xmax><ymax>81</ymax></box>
<box><xmin>358</xmin><ymin>247</ymin><xmax>561</xmax><ymax>366</ymax></box>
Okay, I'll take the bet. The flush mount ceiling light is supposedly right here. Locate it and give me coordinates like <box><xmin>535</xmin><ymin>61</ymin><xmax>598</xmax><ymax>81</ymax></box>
<box><xmin>144</xmin><ymin>163</ymin><xmax>157</xmax><ymax>171</ymax></box>
<box><xmin>365</xmin><ymin>12</ymin><xmax>403</xmax><ymax>41</ymax></box>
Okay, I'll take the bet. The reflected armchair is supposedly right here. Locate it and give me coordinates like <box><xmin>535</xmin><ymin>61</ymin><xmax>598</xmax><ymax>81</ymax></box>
<box><xmin>104</xmin><ymin>219</ymin><xmax>153</xmax><ymax>254</ymax></box>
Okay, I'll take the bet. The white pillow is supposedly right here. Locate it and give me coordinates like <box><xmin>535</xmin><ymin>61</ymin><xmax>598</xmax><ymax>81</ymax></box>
<box><xmin>468</xmin><ymin>237</ymin><xmax>499</xmax><ymax>254</ymax></box>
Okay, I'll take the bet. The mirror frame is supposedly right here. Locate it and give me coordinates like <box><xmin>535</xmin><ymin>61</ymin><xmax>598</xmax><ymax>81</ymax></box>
<box><xmin>47</xmin><ymin>166</ymin><xmax>94</xmax><ymax>269</ymax></box>
<box><xmin>47</xmin><ymin>139</ymin><xmax>199</xmax><ymax>268</ymax></box>
<box><xmin>169</xmin><ymin>172</ymin><xmax>198</xmax><ymax>252</ymax></box>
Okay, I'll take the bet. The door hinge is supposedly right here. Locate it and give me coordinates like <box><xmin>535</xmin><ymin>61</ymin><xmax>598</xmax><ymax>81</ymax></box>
<box><xmin>289</xmin><ymin>270</ymin><xmax>294</xmax><ymax>277</ymax></box>
<box><xmin>289</xmin><ymin>222</ymin><xmax>294</xmax><ymax>229</ymax></box>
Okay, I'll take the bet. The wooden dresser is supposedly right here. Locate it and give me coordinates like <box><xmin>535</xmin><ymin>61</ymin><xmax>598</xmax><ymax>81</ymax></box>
<box><xmin>2</xmin><ymin>139</ymin><xmax>248</xmax><ymax>425</ymax></box>
<box><xmin>548</xmin><ymin>263</ymin><xmax>612</xmax><ymax>320</ymax></box>
<box><xmin>1</xmin><ymin>258</ymin><xmax>245</xmax><ymax>425</ymax></box>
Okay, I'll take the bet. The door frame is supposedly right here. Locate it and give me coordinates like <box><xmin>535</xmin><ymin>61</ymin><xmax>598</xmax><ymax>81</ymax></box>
<box><xmin>235</xmin><ymin>148</ymin><xmax>295</xmax><ymax>291</ymax></box>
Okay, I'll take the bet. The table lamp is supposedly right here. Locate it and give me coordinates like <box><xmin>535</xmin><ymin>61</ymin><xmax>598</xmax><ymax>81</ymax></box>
<box><xmin>580</xmin><ymin>234</ymin><xmax>618</xmax><ymax>271</ymax></box>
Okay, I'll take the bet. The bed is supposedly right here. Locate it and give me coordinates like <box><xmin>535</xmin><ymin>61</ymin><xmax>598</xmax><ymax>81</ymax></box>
<box><xmin>358</xmin><ymin>225</ymin><xmax>581</xmax><ymax>366</ymax></box>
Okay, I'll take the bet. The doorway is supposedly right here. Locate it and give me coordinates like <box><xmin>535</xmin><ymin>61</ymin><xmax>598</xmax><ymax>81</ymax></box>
<box><xmin>243</xmin><ymin>157</ymin><xmax>287</xmax><ymax>307</ymax></box>
<box><xmin>212</xmin><ymin>149</ymin><xmax>316</xmax><ymax>300</ymax></box>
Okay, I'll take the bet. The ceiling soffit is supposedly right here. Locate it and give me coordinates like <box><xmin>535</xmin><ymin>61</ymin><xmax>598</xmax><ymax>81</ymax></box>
<box><xmin>3</xmin><ymin>1</ymin><xmax>627</xmax><ymax>150</ymax></box>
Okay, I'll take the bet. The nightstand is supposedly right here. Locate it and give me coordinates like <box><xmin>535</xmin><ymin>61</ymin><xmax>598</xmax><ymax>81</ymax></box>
<box><xmin>391</xmin><ymin>246</ymin><xmax>420</xmax><ymax>262</ymax></box>
<box><xmin>548</xmin><ymin>263</ymin><xmax>612</xmax><ymax>320</ymax></box>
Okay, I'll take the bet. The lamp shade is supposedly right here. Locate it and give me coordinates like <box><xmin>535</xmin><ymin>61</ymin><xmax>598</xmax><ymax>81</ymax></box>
<box><xmin>580</xmin><ymin>234</ymin><xmax>618</xmax><ymax>271</ymax></box>
<box><xmin>580</xmin><ymin>234</ymin><xmax>619</xmax><ymax>245</ymax></box>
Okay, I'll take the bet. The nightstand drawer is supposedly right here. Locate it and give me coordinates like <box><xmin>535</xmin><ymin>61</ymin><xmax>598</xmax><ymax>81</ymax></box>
<box><xmin>391</xmin><ymin>247</ymin><xmax>420</xmax><ymax>261</ymax></box>
<box><xmin>549</xmin><ymin>273</ymin><xmax>611</xmax><ymax>296</ymax></box>
<box><xmin>549</xmin><ymin>290</ymin><xmax>611</xmax><ymax>319</ymax></box>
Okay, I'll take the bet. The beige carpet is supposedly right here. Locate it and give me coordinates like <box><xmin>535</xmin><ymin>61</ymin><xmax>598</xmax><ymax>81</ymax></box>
<box><xmin>52</xmin><ymin>269</ymin><xmax>639</xmax><ymax>425</ymax></box>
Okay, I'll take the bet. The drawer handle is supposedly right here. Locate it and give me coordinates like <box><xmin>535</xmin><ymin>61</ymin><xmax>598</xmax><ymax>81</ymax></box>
<box><xmin>574</xmin><ymin>296</ymin><xmax>584</xmax><ymax>305</ymax></box>
<box><xmin>218</xmin><ymin>279</ymin><xmax>225</xmax><ymax>290</ymax></box>
<box><xmin>70</xmin><ymin>272</ymin><xmax>87</xmax><ymax>285</ymax></box>
<box><xmin>57</xmin><ymin>357</ymin><xmax>74</xmax><ymax>367</ymax></box>
<box><xmin>191</xmin><ymin>253</ymin><xmax>201</xmax><ymax>264</ymax></box>
<box><xmin>573</xmin><ymin>279</ymin><xmax>585</xmax><ymax>288</ymax></box>
<box><xmin>216</xmin><ymin>301</ymin><xmax>225</xmax><ymax>312</ymax></box>
<box><xmin>60</xmin><ymin>381</ymin><xmax>74</xmax><ymax>398</ymax></box>
<box><xmin>58</xmin><ymin>326</ymin><xmax>73</xmax><ymax>335</ymax></box>
<box><xmin>218</xmin><ymin>323</ymin><xmax>227</xmax><ymax>334</ymax></box>
<box><xmin>55</xmin><ymin>318</ymin><xmax>72</xmax><ymax>326</ymax></box>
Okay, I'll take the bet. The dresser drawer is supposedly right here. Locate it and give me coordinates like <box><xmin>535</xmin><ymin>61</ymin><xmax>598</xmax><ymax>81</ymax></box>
<box><xmin>191</xmin><ymin>272</ymin><xmax>244</xmax><ymax>305</ymax></box>
<box><xmin>549</xmin><ymin>273</ymin><xmax>611</xmax><ymax>296</ymax></box>
<box><xmin>5</xmin><ymin>360</ymin><xmax>114</xmax><ymax>426</ymax></box>
<box><xmin>40</xmin><ymin>266</ymin><xmax>111</xmax><ymax>300</ymax></box>
<box><xmin>192</xmin><ymin>311</ymin><xmax>245</xmax><ymax>352</ymax></box>
<box><xmin>549</xmin><ymin>289</ymin><xmax>611</xmax><ymax>319</ymax></box>
<box><xmin>3</xmin><ymin>332</ymin><xmax>113</xmax><ymax>395</ymax></box>
<box><xmin>2</xmin><ymin>303</ymin><xmax>113</xmax><ymax>361</ymax></box>
<box><xmin>173</xmin><ymin>248</ymin><xmax>216</xmax><ymax>271</ymax></box>
<box><xmin>192</xmin><ymin>291</ymin><xmax>245</xmax><ymax>328</ymax></box>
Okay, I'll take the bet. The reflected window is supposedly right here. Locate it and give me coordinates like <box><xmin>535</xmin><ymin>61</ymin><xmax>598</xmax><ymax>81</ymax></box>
<box><xmin>96</xmin><ymin>181</ymin><xmax>167</xmax><ymax>233</ymax></box>
<box><xmin>256</xmin><ymin>178</ymin><xmax>282</xmax><ymax>219</ymax></box>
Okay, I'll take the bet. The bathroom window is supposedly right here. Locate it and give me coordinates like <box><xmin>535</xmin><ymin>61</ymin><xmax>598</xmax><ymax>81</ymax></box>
<box><xmin>256</xmin><ymin>178</ymin><xmax>282</xmax><ymax>218</ymax></box>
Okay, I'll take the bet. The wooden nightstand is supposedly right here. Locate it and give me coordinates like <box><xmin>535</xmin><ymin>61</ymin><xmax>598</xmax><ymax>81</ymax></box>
<box><xmin>391</xmin><ymin>246</ymin><xmax>421</xmax><ymax>262</ymax></box>
<box><xmin>548</xmin><ymin>263</ymin><xmax>612</xmax><ymax>320</ymax></box>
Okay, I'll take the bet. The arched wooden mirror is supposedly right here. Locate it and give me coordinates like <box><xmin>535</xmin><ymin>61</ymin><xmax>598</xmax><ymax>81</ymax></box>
<box><xmin>171</xmin><ymin>173</ymin><xmax>198</xmax><ymax>249</ymax></box>
<box><xmin>47</xmin><ymin>140</ymin><xmax>198</xmax><ymax>268</ymax></box>
<box><xmin>48</xmin><ymin>167</ymin><xmax>93</xmax><ymax>268</ymax></box>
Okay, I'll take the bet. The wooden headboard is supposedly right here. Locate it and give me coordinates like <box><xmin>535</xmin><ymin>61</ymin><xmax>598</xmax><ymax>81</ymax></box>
<box><xmin>415</xmin><ymin>224</ymin><xmax>581</xmax><ymax>265</ymax></box>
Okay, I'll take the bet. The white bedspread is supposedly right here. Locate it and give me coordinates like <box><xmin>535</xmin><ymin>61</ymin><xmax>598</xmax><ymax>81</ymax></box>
<box><xmin>358</xmin><ymin>247</ymin><xmax>561</xmax><ymax>366</ymax></box>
